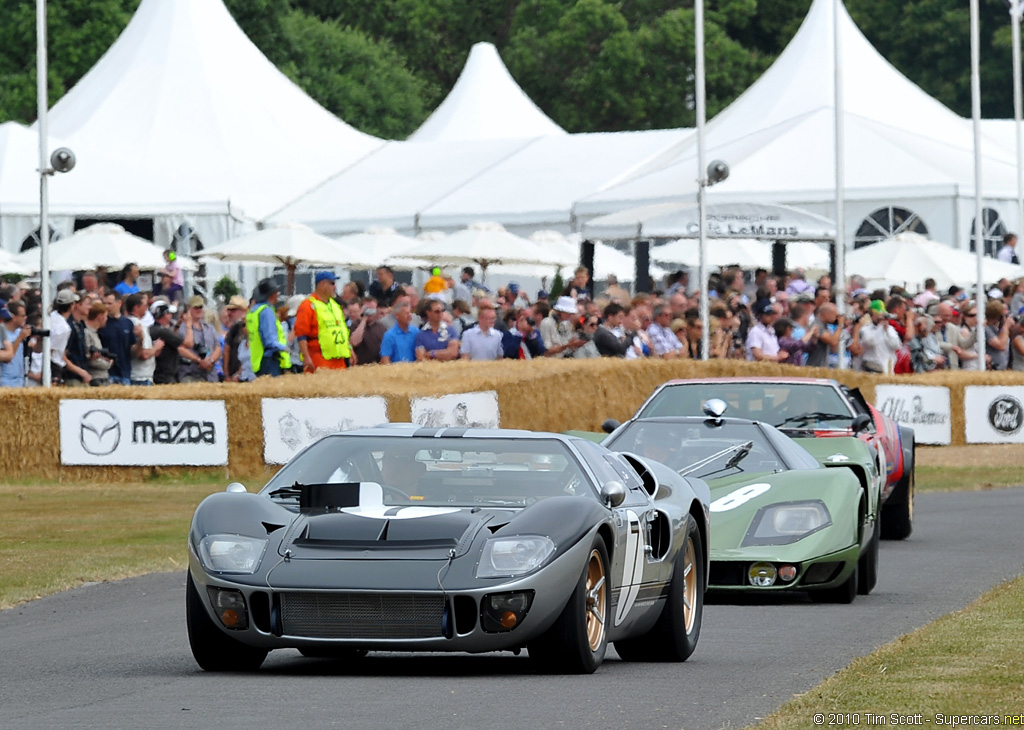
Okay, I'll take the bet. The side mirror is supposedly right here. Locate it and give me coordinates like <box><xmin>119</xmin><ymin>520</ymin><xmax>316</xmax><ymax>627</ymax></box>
<box><xmin>851</xmin><ymin>414</ymin><xmax>872</xmax><ymax>434</ymax></box>
<box><xmin>601</xmin><ymin>480</ymin><xmax>626</xmax><ymax>508</ymax></box>
<box><xmin>225</xmin><ymin>482</ymin><xmax>247</xmax><ymax>493</ymax></box>
<box><xmin>601</xmin><ymin>418</ymin><xmax>621</xmax><ymax>434</ymax></box>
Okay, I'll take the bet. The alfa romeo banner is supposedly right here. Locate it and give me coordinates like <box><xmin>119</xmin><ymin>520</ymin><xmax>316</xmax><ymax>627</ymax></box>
<box><xmin>964</xmin><ymin>386</ymin><xmax>1024</xmax><ymax>444</ymax></box>
<box><xmin>60</xmin><ymin>400</ymin><xmax>228</xmax><ymax>465</ymax></box>
<box><xmin>410</xmin><ymin>391</ymin><xmax>500</xmax><ymax>429</ymax></box>
<box><xmin>873</xmin><ymin>385</ymin><xmax>951</xmax><ymax>445</ymax></box>
<box><xmin>261</xmin><ymin>397</ymin><xmax>389</xmax><ymax>464</ymax></box>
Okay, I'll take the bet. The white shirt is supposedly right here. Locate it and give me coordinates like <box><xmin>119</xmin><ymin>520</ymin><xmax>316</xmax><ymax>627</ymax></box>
<box><xmin>997</xmin><ymin>244</ymin><xmax>1018</xmax><ymax>263</ymax></box>
<box><xmin>746</xmin><ymin>321</ymin><xmax>780</xmax><ymax>360</ymax></box>
<box><xmin>460</xmin><ymin>325</ymin><xmax>504</xmax><ymax>361</ymax></box>
<box><xmin>859</xmin><ymin>321</ymin><xmax>902</xmax><ymax>372</ymax></box>
<box><xmin>129</xmin><ymin>315</ymin><xmax>156</xmax><ymax>381</ymax></box>
<box><xmin>49</xmin><ymin>311</ymin><xmax>71</xmax><ymax>367</ymax></box>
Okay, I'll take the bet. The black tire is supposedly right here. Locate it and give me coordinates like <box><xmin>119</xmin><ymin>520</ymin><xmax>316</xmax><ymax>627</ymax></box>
<box><xmin>528</xmin><ymin>539</ymin><xmax>609</xmax><ymax>674</ymax></box>
<box><xmin>615</xmin><ymin>518</ymin><xmax>704</xmax><ymax>662</ymax></box>
<box><xmin>186</xmin><ymin>574</ymin><xmax>268</xmax><ymax>672</ymax></box>
<box><xmin>810</xmin><ymin>562</ymin><xmax>858</xmax><ymax>604</ymax></box>
<box><xmin>857</xmin><ymin>516</ymin><xmax>880</xmax><ymax>596</ymax></box>
<box><xmin>881</xmin><ymin>463</ymin><xmax>914</xmax><ymax>540</ymax></box>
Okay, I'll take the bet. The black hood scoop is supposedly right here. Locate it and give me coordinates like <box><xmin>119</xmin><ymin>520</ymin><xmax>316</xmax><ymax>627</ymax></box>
<box><xmin>289</xmin><ymin>509</ymin><xmax>492</xmax><ymax>556</ymax></box>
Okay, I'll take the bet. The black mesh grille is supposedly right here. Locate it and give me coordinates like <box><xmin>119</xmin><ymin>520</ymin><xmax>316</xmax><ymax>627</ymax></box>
<box><xmin>279</xmin><ymin>592</ymin><xmax>446</xmax><ymax>639</ymax></box>
<box><xmin>709</xmin><ymin>562</ymin><xmax>746</xmax><ymax>587</ymax></box>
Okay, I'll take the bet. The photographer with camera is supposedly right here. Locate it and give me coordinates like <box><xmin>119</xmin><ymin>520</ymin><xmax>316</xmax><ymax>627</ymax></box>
<box><xmin>858</xmin><ymin>300</ymin><xmax>902</xmax><ymax>374</ymax></box>
<box><xmin>344</xmin><ymin>297</ymin><xmax>385</xmax><ymax>365</ymax></box>
<box><xmin>502</xmin><ymin>307</ymin><xmax>546</xmax><ymax>359</ymax></box>
<box><xmin>177</xmin><ymin>295</ymin><xmax>221</xmax><ymax>383</ymax></box>
<box><xmin>84</xmin><ymin>301</ymin><xmax>113</xmax><ymax>386</ymax></box>
<box><xmin>0</xmin><ymin>300</ymin><xmax>32</xmax><ymax>387</ymax></box>
<box><xmin>985</xmin><ymin>300</ymin><xmax>1012</xmax><ymax>371</ymax></box>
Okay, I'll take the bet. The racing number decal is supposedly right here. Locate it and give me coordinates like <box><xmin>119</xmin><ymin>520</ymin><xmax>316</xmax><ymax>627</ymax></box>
<box><xmin>614</xmin><ymin>510</ymin><xmax>646</xmax><ymax>626</ymax></box>
<box><xmin>709</xmin><ymin>483</ymin><xmax>771</xmax><ymax>513</ymax></box>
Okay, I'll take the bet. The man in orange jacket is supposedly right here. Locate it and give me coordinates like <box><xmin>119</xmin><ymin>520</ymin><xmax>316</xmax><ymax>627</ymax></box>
<box><xmin>293</xmin><ymin>271</ymin><xmax>352</xmax><ymax>372</ymax></box>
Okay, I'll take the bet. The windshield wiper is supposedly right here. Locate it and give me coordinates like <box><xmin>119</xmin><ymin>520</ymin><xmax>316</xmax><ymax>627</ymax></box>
<box><xmin>678</xmin><ymin>441</ymin><xmax>754</xmax><ymax>477</ymax></box>
<box><xmin>474</xmin><ymin>497</ymin><xmax>527</xmax><ymax>507</ymax></box>
<box><xmin>775</xmin><ymin>412</ymin><xmax>851</xmax><ymax>428</ymax></box>
<box><xmin>268</xmin><ymin>484</ymin><xmax>302</xmax><ymax>499</ymax></box>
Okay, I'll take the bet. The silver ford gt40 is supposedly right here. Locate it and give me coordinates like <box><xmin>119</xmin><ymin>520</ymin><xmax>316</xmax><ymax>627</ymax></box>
<box><xmin>187</xmin><ymin>426</ymin><xmax>710</xmax><ymax>674</ymax></box>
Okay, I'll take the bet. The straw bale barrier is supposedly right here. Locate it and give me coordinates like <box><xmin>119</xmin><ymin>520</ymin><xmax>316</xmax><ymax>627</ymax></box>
<box><xmin>3</xmin><ymin>359</ymin><xmax>1023</xmax><ymax>483</ymax></box>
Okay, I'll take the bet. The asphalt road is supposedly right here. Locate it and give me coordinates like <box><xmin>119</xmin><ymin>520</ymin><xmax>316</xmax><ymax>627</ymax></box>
<box><xmin>2</xmin><ymin>488</ymin><xmax>1023</xmax><ymax>730</ymax></box>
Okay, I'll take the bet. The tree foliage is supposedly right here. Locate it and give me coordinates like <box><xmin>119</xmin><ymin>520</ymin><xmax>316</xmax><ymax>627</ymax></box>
<box><xmin>0</xmin><ymin>0</ymin><xmax>1022</xmax><ymax>137</ymax></box>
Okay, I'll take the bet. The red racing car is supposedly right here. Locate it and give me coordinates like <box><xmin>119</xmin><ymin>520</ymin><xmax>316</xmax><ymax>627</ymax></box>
<box><xmin>604</xmin><ymin>377</ymin><xmax>914</xmax><ymax>540</ymax></box>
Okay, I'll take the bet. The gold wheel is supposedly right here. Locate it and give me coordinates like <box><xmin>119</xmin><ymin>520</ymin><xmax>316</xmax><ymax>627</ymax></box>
<box><xmin>682</xmin><ymin>536</ymin><xmax>697</xmax><ymax>634</ymax></box>
<box><xmin>584</xmin><ymin>549</ymin><xmax>607</xmax><ymax>651</ymax></box>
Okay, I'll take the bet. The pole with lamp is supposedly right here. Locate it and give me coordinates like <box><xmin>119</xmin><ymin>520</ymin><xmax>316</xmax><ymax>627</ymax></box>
<box><xmin>970</xmin><ymin>0</ymin><xmax>986</xmax><ymax>364</ymax></box>
<box><xmin>36</xmin><ymin>0</ymin><xmax>75</xmax><ymax>388</ymax></box>
<box><xmin>694</xmin><ymin>0</ymin><xmax>729</xmax><ymax>359</ymax></box>
<box><xmin>834</xmin><ymin>0</ymin><xmax>848</xmax><ymax>369</ymax></box>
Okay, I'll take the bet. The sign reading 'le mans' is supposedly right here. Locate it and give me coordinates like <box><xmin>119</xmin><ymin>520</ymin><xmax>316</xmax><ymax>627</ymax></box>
<box><xmin>59</xmin><ymin>400</ymin><xmax>228</xmax><ymax>465</ymax></box>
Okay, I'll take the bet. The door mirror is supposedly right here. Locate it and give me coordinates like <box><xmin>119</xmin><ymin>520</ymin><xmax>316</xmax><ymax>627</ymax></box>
<box><xmin>601</xmin><ymin>418</ymin><xmax>621</xmax><ymax>434</ymax></box>
<box><xmin>601</xmin><ymin>480</ymin><xmax>626</xmax><ymax>508</ymax></box>
<box><xmin>225</xmin><ymin>482</ymin><xmax>247</xmax><ymax>493</ymax></box>
<box><xmin>851</xmin><ymin>414</ymin><xmax>872</xmax><ymax>433</ymax></box>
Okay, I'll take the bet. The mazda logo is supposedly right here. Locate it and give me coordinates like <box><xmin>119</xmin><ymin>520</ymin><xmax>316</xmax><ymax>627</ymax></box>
<box><xmin>80</xmin><ymin>409</ymin><xmax>121</xmax><ymax>456</ymax></box>
<box><xmin>988</xmin><ymin>396</ymin><xmax>1023</xmax><ymax>436</ymax></box>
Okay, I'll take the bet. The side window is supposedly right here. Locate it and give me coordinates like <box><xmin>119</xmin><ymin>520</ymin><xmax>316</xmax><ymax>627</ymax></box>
<box><xmin>574</xmin><ymin>441</ymin><xmax>648</xmax><ymax>505</ymax></box>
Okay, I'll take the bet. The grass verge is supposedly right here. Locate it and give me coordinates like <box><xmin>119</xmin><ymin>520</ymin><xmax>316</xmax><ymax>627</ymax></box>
<box><xmin>748</xmin><ymin>575</ymin><xmax>1024</xmax><ymax>729</ymax></box>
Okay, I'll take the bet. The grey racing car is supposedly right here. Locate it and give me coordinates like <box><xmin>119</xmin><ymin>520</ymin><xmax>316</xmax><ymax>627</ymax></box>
<box><xmin>187</xmin><ymin>425</ymin><xmax>711</xmax><ymax>674</ymax></box>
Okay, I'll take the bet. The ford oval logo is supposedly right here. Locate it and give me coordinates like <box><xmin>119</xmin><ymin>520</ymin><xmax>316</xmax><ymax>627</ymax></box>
<box><xmin>988</xmin><ymin>396</ymin><xmax>1023</xmax><ymax>436</ymax></box>
<box><xmin>80</xmin><ymin>409</ymin><xmax>121</xmax><ymax>456</ymax></box>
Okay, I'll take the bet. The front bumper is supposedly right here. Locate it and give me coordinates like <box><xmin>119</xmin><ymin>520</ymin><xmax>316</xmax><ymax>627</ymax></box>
<box><xmin>187</xmin><ymin>530</ymin><xmax>596</xmax><ymax>653</ymax></box>
<box><xmin>707</xmin><ymin>543</ymin><xmax>860</xmax><ymax>593</ymax></box>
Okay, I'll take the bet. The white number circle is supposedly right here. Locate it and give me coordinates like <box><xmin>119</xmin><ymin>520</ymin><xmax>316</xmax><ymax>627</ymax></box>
<box><xmin>710</xmin><ymin>483</ymin><xmax>771</xmax><ymax>512</ymax></box>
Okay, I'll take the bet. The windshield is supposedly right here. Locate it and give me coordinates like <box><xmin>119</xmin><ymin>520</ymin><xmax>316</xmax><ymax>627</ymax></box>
<box><xmin>639</xmin><ymin>382</ymin><xmax>854</xmax><ymax>429</ymax></box>
<box><xmin>607</xmin><ymin>420</ymin><xmax>785</xmax><ymax>479</ymax></box>
<box><xmin>262</xmin><ymin>435</ymin><xmax>594</xmax><ymax>508</ymax></box>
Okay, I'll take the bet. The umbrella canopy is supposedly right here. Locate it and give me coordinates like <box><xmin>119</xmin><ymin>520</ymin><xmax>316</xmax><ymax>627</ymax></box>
<box><xmin>846</xmin><ymin>233</ymin><xmax>1024</xmax><ymax>291</ymax></box>
<box><xmin>388</xmin><ymin>222</ymin><xmax>573</xmax><ymax>270</ymax></box>
<box><xmin>0</xmin><ymin>248</ymin><xmax>33</xmax><ymax>276</ymax></box>
<box><xmin>335</xmin><ymin>227</ymin><xmax>429</xmax><ymax>270</ymax></box>
<box><xmin>583</xmin><ymin>201</ymin><xmax>837</xmax><ymax>241</ymax></box>
<box><xmin>14</xmin><ymin>223</ymin><xmax>171</xmax><ymax>273</ymax></box>
<box><xmin>488</xmin><ymin>230</ymin><xmax>669</xmax><ymax>282</ymax></box>
<box><xmin>198</xmin><ymin>222</ymin><xmax>377</xmax><ymax>293</ymax></box>
<box><xmin>652</xmin><ymin>238</ymin><xmax>772</xmax><ymax>269</ymax></box>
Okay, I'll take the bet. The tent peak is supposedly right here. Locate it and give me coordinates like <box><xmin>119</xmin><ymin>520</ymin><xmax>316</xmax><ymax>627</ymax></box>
<box><xmin>408</xmin><ymin>42</ymin><xmax>566</xmax><ymax>143</ymax></box>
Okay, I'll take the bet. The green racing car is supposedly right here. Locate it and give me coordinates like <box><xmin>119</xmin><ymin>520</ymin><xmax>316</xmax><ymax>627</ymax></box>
<box><xmin>601</xmin><ymin>400</ymin><xmax>883</xmax><ymax>603</ymax></box>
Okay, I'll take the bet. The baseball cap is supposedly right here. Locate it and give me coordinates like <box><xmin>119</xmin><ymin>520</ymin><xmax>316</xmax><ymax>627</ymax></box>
<box><xmin>0</xmin><ymin>303</ymin><xmax>11</xmax><ymax>322</ymax></box>
<box><xmin>188</xmin><ymin>294</ymin><xmax>205</xmax><ymax>308</ymax></box>
<box><xmin>507</xmin><ymin>282</ymin><xmax>520</xmax><ymax>295</ymax></box>
<box><xmin>753</xmin><ymin>299</ymin><xmax>775</xmax><ymax>316</ymax></box>
<box><xmin>150</xmin><ymin>300</ymin><xmax>177</xmax><ymax>317</ymax></box>
<box><xmin>537</xmin><ymin>289</ymin><xmax>549</xmax><ymax>300</ymax></box>
<box><xmin>988</xmin><ymin>287</ymin><xmax>1004</xmax><ymax>299</ymax></box>
<box><xmin>315</xmin><ymin>271</ymin><xmax>337</xmax><ymax>285</ymax></box>
<box><xmin>869</xmin><ymin>299</ymin><xmax>887</xmax><ymax>314</ymax></box>
<box><xmin>54</xmin><ymin>289</ymin><xmax>80</xmax><ymax>306</ymax></box>
<box><xmin>225</xmin><ymin>295</ymin><xmax>248</xmax><ymax>310</ymax></box>
<box><xmin>286</xmin><ymin>294</ymin><xmax>304</xmax><ymax>317</ymax></box>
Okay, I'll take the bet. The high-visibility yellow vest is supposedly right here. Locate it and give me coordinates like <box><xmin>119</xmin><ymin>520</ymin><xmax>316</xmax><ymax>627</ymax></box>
<box><xmin>308</xmin><ymin>296</ymin><xmax>351</xmax><ymax>360</ymax></box>
<box><xmin>247</xmin><ymin>304</ymin><xmax>291</xmax><ymax>372</ymax></box>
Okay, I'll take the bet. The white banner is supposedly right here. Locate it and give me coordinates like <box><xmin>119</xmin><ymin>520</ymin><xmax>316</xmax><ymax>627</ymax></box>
<box><xmin>965</xmin><ymin>386</ymin><xmax>1024</xmax><ymax>443</ymax></box>
<box><xmin>873</xmin><ymin>385</ymin><xmax>951</xmax><ymax>445</ymax></box>
<box><xmin>410</xmin><ymin>391</ymin><xmax>500</xmax><ymax>429</ymax></box>
<box><xmin>262</xmin><ymin>397</ymin><xmax>389</xmax><ymax>464</ymax></box>
<box><xmin>60</xmin><ymin>400</ymin><xmax>228</xmax><ymax>465</ymax></box>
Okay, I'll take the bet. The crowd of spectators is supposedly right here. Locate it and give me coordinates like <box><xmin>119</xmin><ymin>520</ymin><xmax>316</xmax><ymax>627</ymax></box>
<box><xmin>3</xmin><ymin>245</ymin><xmax>1024</xmax><ymax>388</ymax></box>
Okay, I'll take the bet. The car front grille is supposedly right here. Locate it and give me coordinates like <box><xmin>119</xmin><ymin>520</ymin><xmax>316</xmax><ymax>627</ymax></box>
<box><xmin>279</xmin><ymin>592</ymin><xmax>446</xmax><ymax>639</ymax></box>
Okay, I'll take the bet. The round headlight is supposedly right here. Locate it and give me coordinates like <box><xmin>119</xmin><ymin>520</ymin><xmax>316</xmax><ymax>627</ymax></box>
<box><xmin>748</xmin><ymin>562</ymin><xmax>777</xmax><ymax>587</ymax></box>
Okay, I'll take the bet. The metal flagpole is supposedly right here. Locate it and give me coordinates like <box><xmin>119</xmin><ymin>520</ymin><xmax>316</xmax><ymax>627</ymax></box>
<box><xmin>971</xmin><ymin>0</ymin><xmax>986</xmax><ymax>364</ymax></box>
<box><xmin>1012</xmin><ymin>0</ymin><xmax>1024</xmax><ymax>233</ymax></box>
<box><xmin>834</xmin><ymin>0</ymin><xmax>847</xmax><ymax>370</ymax></box>
<box><xmin>37</xmin><ymin>0</ymin><xmax>52</xmax><ymax>388</ymax></box>
<box><xmin>695</xmin><ymin>0</ymin><xmax>709</xmax><ymax>360</ymax></box>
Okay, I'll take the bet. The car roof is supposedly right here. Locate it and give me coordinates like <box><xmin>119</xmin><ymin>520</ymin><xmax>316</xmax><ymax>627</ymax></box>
<box><xmin>660</xmin><ymin>377</ymin><xmax>839</xmax><ymax>386</ymax></box>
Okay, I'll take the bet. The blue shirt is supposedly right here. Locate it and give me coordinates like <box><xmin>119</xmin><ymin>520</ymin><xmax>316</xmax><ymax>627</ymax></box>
<box><xmin>380</xmin><ymin>323</ymin><xmax>418</xmax><ymax>363</ymax></box>
<box><xmin>250</xmin><ymin>301</ymin><xmax>286</xmax><ymax>354</ymax></box>
<box><xmin>0</xmin><ymin>327</ymin><xmax>24</xmax><ymax>387</ymax></box>
<box><xmin>113</xmin><ymin>281</ymin><xmax>139</xmax><ymax>296</ymax></box>
<box><xmin>99</xmin><ymin>314</ymin><xmax>136</xmax><ymax>379</ymax></box>
<box><xmin>415</xmin><ymin>324</ymin><xmax>458</xmax><ymax>354</ymax></box>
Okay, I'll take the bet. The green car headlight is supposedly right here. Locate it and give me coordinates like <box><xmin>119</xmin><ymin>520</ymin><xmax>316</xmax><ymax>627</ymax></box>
<box><xmin>742</xmin><ymin>501</ymin><xmax>832</xmax><ymax>547</ymax></box>
<box><xmin>477</xmin><ymin>536</ymin><xmax>555</xmax><ymax>578</ymax></box>
<box><xmin>198</xmin><ymin>535</ymin><xmax>268</xmax><ymax>574</ymax></box>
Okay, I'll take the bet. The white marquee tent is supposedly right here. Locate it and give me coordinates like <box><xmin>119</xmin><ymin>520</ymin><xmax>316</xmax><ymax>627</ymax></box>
<box><xmin>409</xmin><ymin>42</ymin><xmax>565</xmax><ymax>143</ymax></box>
<box><xmin>573</xmin><ymin>0</ymin><xmax>1021</xmax><ymax>251</ymax></box>
<box><xmin>0</xmin><ymin>0</ymin><xmax>382</xmax><ymax>255</ymax></box>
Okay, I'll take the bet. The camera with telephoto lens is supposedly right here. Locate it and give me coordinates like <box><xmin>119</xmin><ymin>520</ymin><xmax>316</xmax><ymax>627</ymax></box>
<box><xmin>31</xmin><ymin>327</ymin><xmax>50</xmax><ymax>337</ymax></box>
<box><xmin>193</xmin><ymin>341</ymin><xmax>208</xmax><ymax>359</ymax></box>
<box><xmin>91</xmin><ymin>346</ymin><xmax>116</xmax><ymax>360</ymax></box>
